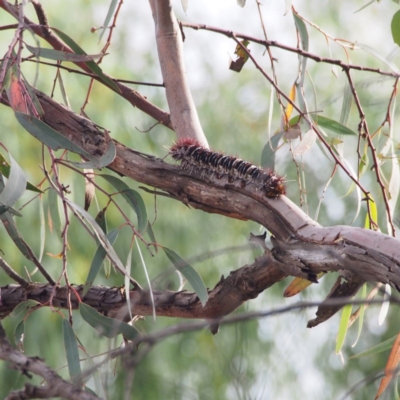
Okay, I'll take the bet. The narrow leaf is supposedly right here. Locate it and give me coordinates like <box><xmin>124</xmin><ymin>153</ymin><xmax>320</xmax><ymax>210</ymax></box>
<box><xmin>99</xmin><ymin>0</ymin><xmax>119</xmax><ymax>42</ymax></box>
<box><xmin>0</xmin><ymin>153</ymin><xmax>27</xmax><ymax>208</ymax></box>
<box><xmin>336</xmin><ymin>304</ymin><xmax>353</xmax><ymax>354</ymax></box>
<box><xmin>80</xmin><ymin>303</ymin><xmax>138</xmax><ymax>340</ymax></box>
<box><xmin>375</xmin><ymin>332</ymin><xmax>400</xmax><ymax>399</ymax></box>
<box><xmin>26</xmin><ymin>44</ymin><xmax>104</xmax><ymax>62</ymax></box>
<box><xmin>47</xmin><ymin>187</ymin><xmax>62</xmax><ymax>238</ymax></box>
<box><xmin>364</xmin><ymin>196</ymin><xmax>378</xmax><ymax>230</ymax></box>
<box><xmin>51</xmin><ymin>28</ymin><xmax>121</xmax><ymax>93</ymax></box>
<box><xmin>125</xmin><ymin>246</ymin><xmax>133</xmax><ymax>320</ymax></box>
<box><xmin>352</xmin><ymin>283</ymin><xmax>367</xmax><ymax>347</ymax></box>
<box><xmin>100</xmin><ymin>174</ymin><xmax>148</xmax><ymax>233</ymax></box>
<box><xmin>65</xmin><ymin>199</ymin><xmax>134</xmax><ymax>283</ymax></box>
<box><xmin>146</xmin><ymin>221</ymin><xmax>158</xmax><ymax>253</ymax></box>
<box><xmin>351</xmin><ymin>335</ymin><xmax>396</xmax><ymax>359</ymax></box>
<box><xmin>0</xmin><ymin>152</ymin><xmax>41</xmax><ymax>193</ymax></box>
<box><xmin>63</xmin><ymin>320</ymin><xmax>82</xmax><ymax>384</ymax></box>
<box><xmin>378</xmin><ymin>284</ymin><xmax>391</xmax><ymax>326</ymax></box>
<box><xmin>261</xmin><ymin>131</ymin><xmax>284</xmax><ymax>170</ymax></box>
<box><xmin>83</xmin><ymin>228</ymin><xmax>119</xmax><ymax>295</ymax></box>
<box><xmin>162</xmin><ymin>247</ymin><xmax>208</xmax><ymax>306</ymax></box>
<box><xmin>15</xmin><ymin>112</ymin><xmax>94</xmax><ymax>159</ymax></box>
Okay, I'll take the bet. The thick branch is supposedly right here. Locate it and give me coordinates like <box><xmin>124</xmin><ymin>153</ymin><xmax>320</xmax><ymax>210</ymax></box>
<box><xmin>0</xmin><ymin>253</ymin><xmax>286</xmax><ymax>319</ymax></box>
<box><xmin>149</xmin><ymin>0</ymin><xmax>208</xmax><ymax>146</ymax></box>
<box><xmin>1</xmin><ymin>89</ymin><xmax>399</xmax><ymax>295</ymax></box>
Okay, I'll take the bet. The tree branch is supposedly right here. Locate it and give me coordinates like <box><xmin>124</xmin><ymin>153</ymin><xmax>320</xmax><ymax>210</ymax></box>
<box><xmin>0</xmin><ymin>323</ymin><xmax>101</xmax><ymax>400</ymax></box>
<box><xmin>0</xmin><ymin>0</ymin><xmax>172</xmax><ymax>129</ymax></box>
<box><xmin>148</xmin><ymin>0</ymin><xmax>208</xmax><ymax>146</ymax></box>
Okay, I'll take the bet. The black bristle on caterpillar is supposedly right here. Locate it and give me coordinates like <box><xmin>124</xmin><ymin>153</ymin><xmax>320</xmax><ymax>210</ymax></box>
<box><xmin>169</xmin><ymin>138</ymin><xmax>285</xmax><ymax>198</ymax></box>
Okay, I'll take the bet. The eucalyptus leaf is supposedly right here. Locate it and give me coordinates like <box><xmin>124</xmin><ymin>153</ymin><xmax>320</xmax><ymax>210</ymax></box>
<box><xmin>163</xmin><ymin>247</ymin><xmax>208</xmax><ymax>306</ymax></box>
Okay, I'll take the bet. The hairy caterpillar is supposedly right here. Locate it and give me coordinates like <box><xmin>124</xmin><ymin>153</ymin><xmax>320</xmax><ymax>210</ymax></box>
<box><xmin>169</xmin><ymin>138</ymin><xmax>285</xmax><ymax>198</ymax></box>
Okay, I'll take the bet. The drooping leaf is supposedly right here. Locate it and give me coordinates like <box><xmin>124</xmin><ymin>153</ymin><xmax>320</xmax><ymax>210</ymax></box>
<box><xmin>51</xmin><ymin>27</ymin><xmax>120</xmax><ymax>93</ymax></box>
<box><xmin>284</xmin><ymin>84</ymin><xmax>296</xmax><ymax>126</ymax></box>
<box><xmin>136</xmin><ymin>240</ymin><xmax>155</xmax><ymax>321</ymax></box>
<box><xmin>99</xmin><ymin>0</ymin><xmax>119</xmax><ymax>42</ymax></box>
<box><xmin>356</xmin><ymin>42</ymin><xmax>400</xmax><ymax>73</ymax></box>
<box><xmin>335</xmin><ymin>304</ymin><xmax>353</xmax><ymax>354</ymax></box>
<box><xmin>65</xmin><ymin>198</ymin><xmax>134</xmax><ymax>283</ymax></box>
<box><xmin>378</xmin><ymin>284</ymin><xmax>391</xmax><ymax>326</ymax></box>
<box><xmin>0</xmin><ymin>153</ymin><xmax>27</xmax><ymax>209</ymax></box>
<box><xmin>162</xmin><ymin>247</ymin><xmax>208</xmax><ymax>306</ymax></box>
<box><xmin>25</xmin><ymin>44</ymin><xmax>104</xmax><ymax>62</ymax></box>
<box><xmin>352</xmin><ymin>283</ymin><xmax>367</xmax><ymax>348</ymax></box>
<box><xmin>0</xmin><ymin>211</ymin><xmax>40</xmax><ymax>260</ymax></box>
<box><xmin>47</xmin><ymin>187</ymin><xmax>62</xmax><ymax>239</ymax></box>
<box><xmin>375</xmin><ymin>332</ymin><xmax>400</xmax><ymax>399</ymax></box>
<box><xmin>100</xmin><ymin>174</ymin><xmax>148</xmax><ymax>234</ymax></box>
<box><xmin>63</xmin><ymin>320</ymin><xmax>82</xmax><ymax>384</ymax></box>
<box><xmin>261</xmin><ymin>131</ymin><xmax>284</xmax><ymax>170</ymax></box>
<box><xmin>80</xmin><ymin>303</ymin><xmax>138</xmax><ymax>340</ymax></box>
<box><xmin>146</xmin><ymin>221</ymin><xmax>158</xmax><ymax>253</ymax></box>
<box><xmin>0</xmin><ymin>152</ymin><xmax>41</xmax><ymax>193</ymax></box>
<box><xmin>350</xmin><ymin>335</ymin><xmax>397</xmax><ymax>359</ymax></box>
<box><xmin>364</xmin><ymin>195</ymin><xmax>378</xmax><ymax>230</ymax></box>
<box><xmin>83</xmin><ymin>228</ymin><xmax>119</xmax><ymax>295</ymax></box>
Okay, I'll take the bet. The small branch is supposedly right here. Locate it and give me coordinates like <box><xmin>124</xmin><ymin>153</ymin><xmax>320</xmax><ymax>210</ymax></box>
<box><xmin>181</xmin><ymin>22</ymin><xmax>400</xmax><ymax>79</ymax></box>
<box><xmin>0</xmin><ymin>0</ymin><xmax>172</xmax><ymax>129</ymax></box>
<box><xmin>0</xmin><ymin>323</ymin><xmax>101</xmax><ymax>400</ymax></box>
<box><xmin>0</xmin><ymin>257</ymin><xmax>30</xmax><ymax>287</ymax></box>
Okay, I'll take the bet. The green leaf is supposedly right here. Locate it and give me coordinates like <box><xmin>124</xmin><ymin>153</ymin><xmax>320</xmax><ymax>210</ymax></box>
<box><xmin>0</xmin><ymin>211</ymin><xmax>39</xmax><ymax>260</ymax></box>
<box><xmin>48</xmin><ymin>187</ymin><xmax>62</xmax><ymax>240</ymax></box>
<box><xmin>14</xmin><ymin>320</ymin><xmax>25</xmax><ymax>349</ymax></box>
<box><xmin>65</xmin><ymin>198</ymin><xmax>134</xmax><ymax>283</ymax></box>
<box><xmin>352</xmin><ymin>283</ymin><xmax>367</xmax><ymax>348</ymax></box>
<box><xmin>146</xmin><ymin>221</ymin><xmax>158</xmax><ymax>253</ymax></box>
<box><xmin>289</xmin><ymin>114</ymin><xmax>357</xmax><ymax>136</ymax></box>
<box><xmin>0</xmin><ymin>157</ymin><xmax>42</xmax><ymax>194</ymax></box>
<box><xmin>162</xmin><ymin>247</ymin><xmax>208</xmax><ymax>306</ymax></box>
<box><xmin>339</xmin><ymin>79</ymin><xmax>353</xmax><ymax>126</ymax></box>
<box><xmin>356</xmin><ymin>42</ymin><xmax>400</xmax><ymax>74</ymax></box>
<box><xmin>63</xmin><ymin>320</ymin><xmax>82</xmax><ymax>384</ymax></box>
<box><xmin>25</xmin><ymin>44</ymin><xmax>104</xmax><ymax>62</ymax></box>
<box><xmin>261</xmin><ymin>131</ymin><xmax>284</xmax><ymax>170</ymax></box>
<box><xmin>51</xmin><ymin>28</ymin><xmax>121</xmax><ymax>93</ymax></box>
<box><xmin>364</xmin><ymin>196</ymin><xmax>378</xmax><ymax>229</ymax></box>
<box><xmin>15</xmin><ymin>112</ymin><xmax>94</xmax><ymax>159</ymax></box>
<box><xmin>292</xmin><ymin>11</ymin><xmax>309</xmax><ymax>51</ymax></box>
<box><xmin>69</xmin><ymin>140</ymin><xmax>116</xmax><ymax>169</ymax></box>
<box><xmin>350</xmin><ymin>335</ymin><xmax>397</xmax><ymax>359</ymax></box>
<box><xmin>100</xmin><ymin>174</ymin><xmax>148</xmax><ymax>234</ymax></box>
<box><xmin>83</xmin><ymin>228</ymin><xmax>119</xmax><ymax>295</ymax></box>
<box><xmin>336</xmin><ymin>304</ymin><xmax>353</xmax><ymax>354</ymax></box>
<box><xmin>10</xmin><ymin>300</ymin><xmax>40</xmax><ymax>319</ymax></box>
<box><xmin>79</xmin><ymin>303</ymin><xmax>138</xmax><ymax>340</ymax></box>
<box><xmin>99</xmin><ymin>0</ymin><xmax>119</xmax><ymax>42</ymax></box>
<box><xmin>392</xmin><ymin>10</ymin><xmax>400</xmax><ymax>46</ymax></box>
<box><xmin>0</xmin><ymin>153</ymin><xmax>27</xmax><ymax>208</ymax></box>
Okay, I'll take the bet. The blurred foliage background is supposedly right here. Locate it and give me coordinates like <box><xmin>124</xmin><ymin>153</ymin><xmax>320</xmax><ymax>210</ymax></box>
<box><xmin>0</xmin><ymin>0</ymin><xmax>400</xmax><ymax>399</ymax></box>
